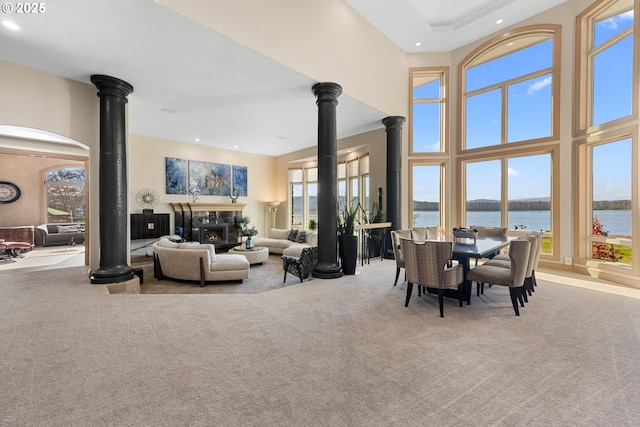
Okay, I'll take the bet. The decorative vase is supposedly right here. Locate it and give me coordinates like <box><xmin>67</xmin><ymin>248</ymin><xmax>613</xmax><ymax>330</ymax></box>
<box><xmin>245</xmin><ymin>235</ymin><xmax>254</xmax><ymax>249</ymax></box>
<box><xmin>338</xmin><ymin>234</ymin><xmax>358</xmax><ymax>275</ymax></box>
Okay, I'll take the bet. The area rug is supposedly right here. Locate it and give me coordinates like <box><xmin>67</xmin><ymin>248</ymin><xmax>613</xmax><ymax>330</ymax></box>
<box><xmin>134</xmin><ymin>254</ymin><xmax>308</xmax><ymax>294</ymax></box>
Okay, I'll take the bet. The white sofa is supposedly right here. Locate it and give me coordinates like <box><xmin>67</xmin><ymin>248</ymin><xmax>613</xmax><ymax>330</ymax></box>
<box><xmin>153</xmin><ymin>237</ymin><xmax>249</xmax><ymax>287</ymax></box>
<box><xmin>253</xmin><ymin>228</ymin><xmax>318</xmax><ymax>257</ymax></box>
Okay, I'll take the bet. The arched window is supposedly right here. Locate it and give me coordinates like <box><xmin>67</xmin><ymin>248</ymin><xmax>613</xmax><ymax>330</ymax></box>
<box><xmin>44</xmin><ymin>167</ymin><xmax>86</xmax><ymax>223</ymax></box>
<box><xmin>460</xmin><ymin>26</ymin><xmax>560</xmax><ymax>150</ymax></box>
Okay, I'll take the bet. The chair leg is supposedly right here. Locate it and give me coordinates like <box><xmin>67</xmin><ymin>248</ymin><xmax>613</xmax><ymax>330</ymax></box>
<box><xmin>394</xmin><ymin>267</ymin><xmax>400</xmax><ymax>286</ymax></box>
<box><xmin>418</xmin><ymin>285</ymin><xmax>422</xmax><ymax>297</ymax></box>
<box><xmin>438</xmin><ymin>288</ymin><xmax>444</xmax><ymax>318</ymax></box>
<box><xmin>517</xmin><ymin>287</ymin><xmax>525</xmax><ymax>307</ymax></box>
<box><xmin>458</xmin><ymin>284</ymin><xmax>463</xmax><ymax>307</ymax></box>
<box><xmin>297</xmin><ymin>265</ymin><xmax>303</xmax><ymax>283</ymax></box>
<box><xmin>509</xmin><ymin>287</ymin><xmax>520</xmax><ymax>316</ymax></box>
<box><xmin>405</xmin><ymin>282</ymin><xmax>413</xmax><ymax>307</ymax></box>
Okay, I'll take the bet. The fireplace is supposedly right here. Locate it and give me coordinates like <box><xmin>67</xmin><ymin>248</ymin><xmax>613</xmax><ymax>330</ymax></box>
<box><xmin>199</xmin><ymin>223</ymin><xmax>229</xmax><ymax>245</ymax></box>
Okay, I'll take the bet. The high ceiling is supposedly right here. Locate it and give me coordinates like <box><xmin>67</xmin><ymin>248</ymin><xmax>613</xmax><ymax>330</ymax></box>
<box><xmin>0</xmin><ymin>0</ymin><xmax>567</xmax><ymax>156</ymax></box>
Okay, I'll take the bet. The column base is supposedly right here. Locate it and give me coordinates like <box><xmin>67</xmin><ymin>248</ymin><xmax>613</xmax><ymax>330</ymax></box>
<box><xmin>90</xmin><ymin>265</ymin><xmax>135</xmax><ymax>284</ymax></box>
<box><xmin>312</xmin><ymin>262</ymin><xmax>344</xmax><ymax>279</ymax></box>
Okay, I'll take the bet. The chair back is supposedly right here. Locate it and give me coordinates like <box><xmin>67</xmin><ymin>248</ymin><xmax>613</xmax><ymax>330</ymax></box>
<box><xmin>391</xmin><ymin>230</ymin><xmax>412</xmax><ymax>267</ymax></box>
<box><xmin>471</xmin><ymin>225</ymin><xmax>508</xmax><ymax>239</ymax></box>
<box><xmin>529</xmin><ymin>231</ymin><xmax>543</xmax><ymax>270</ymax></box>
<box><xmin>508</xmin><ymin>239</ymin><xmax>531</xmax><ymax>288</ymax></box>
<box><xmin>401</xmin><ymin>239</ymin><xmax>453</xmax><ymax>289</ymax></box>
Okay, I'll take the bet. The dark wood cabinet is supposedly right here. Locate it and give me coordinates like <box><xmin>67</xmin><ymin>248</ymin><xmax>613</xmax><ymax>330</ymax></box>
<box><xmin>130</xmin><ymin>213</ymin><xmax>169</xmax><ymax>240</ymax></box>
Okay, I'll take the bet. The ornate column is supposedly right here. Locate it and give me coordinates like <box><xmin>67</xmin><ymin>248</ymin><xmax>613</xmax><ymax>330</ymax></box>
<box><xmin>312</xmin><ymin>82</ymin><xmax>343</xmax><ymax>279</ymax></box>
<box><xmin>383</xmin><ymin>116</ymin><xmax>406</xmax><ymax>258</ymax></box>
<box><xmin>90</xmin><ymin>75</ymin><xmax>135</xmax><ymax>284</ymax></box>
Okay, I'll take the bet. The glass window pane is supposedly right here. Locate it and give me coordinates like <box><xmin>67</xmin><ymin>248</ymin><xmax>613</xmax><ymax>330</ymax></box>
<box><xmin>507</xmin><ymin>154</ymin><xmax>551</xmax><ymax>232</ymax></box>
<box><xmin>594</xmin><ymin>8</ymin><xmax>634</xmax><ymax>48</ymax></box>
<box><xmin>350</xmin><ymin>178</ymin><xmax>359</xmax><ymax>208</ymax></box>
<box><xmin>466</xmin><ymin>39</ymin><xmax>552</xmax><ymax>92</ymax></box>
<box><xmin>592</xmin><ymin>139</ymin><xmax>631</xmax><ymax>238</ymax></box>
<box><xmin>413</xmin><ymin>103</ymin><xmax>441</xmax><ymax>152</ymax></box>
<box><xmin>466</xmin><ymin>160</ymin><xmax>501</xmax><ymax>227</ymax></box>
<box><xmin>290</xmin><ymin>169</ymin><xmax>303</xmax><ymax>183</ymax></box>
<box><xmin>412</xmin><ymin>165</ymin><xmax>440</xmax><ymax>227</ymax></box>
<box><xmin>291</xmin><ymin>184</ymin><xmax>303</xmax><ymax>226</ymax></box>
<box><xmin>338</xmin><ymin>180</ymin><xmax>346</xmax><ymax>211</ymax></box>
<box><xmin>465</xmin><ymin>88</ymin><xmax>502</xmax><ymax>149</ymax></box>
<box><xmin>413</xmin><ymin>77</ymin><xmax>440</xmax><ymax>99</ymax></box>
<box><xmin>363</xmin><ymin>175</ymin><xmax>370</xmax><ymax>214</ymax></box>
<box><xmin>592</xmin><ymin>34</ymin><xmax>633</xmax><ymax>126</ymax></box>
<box><xmin>306</xmin><ymin>167</ymin><xmax>318</xmax><ymax>182</ymax></box>
<box><xmin>338</xmin><ymin>163</ymin><xmax>346</xmax><ymax>179</ymax></box>
<box><xmin>46</xmin><ymin>184</ymin><xmax>85</xmax><ymax>223</ymax></box>
<box><xmin>507</xmin><ymin>74</ymin><xmax>552</xmax><ymax>142</ymax></box>
<box><xmin>307</xmin><ymin>183</ymin><xmax>317</xmax><ymax>225</ymax></box>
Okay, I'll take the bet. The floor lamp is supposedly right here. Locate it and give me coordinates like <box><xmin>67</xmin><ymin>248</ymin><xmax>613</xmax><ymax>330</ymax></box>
<box><xmin>267</xmin><ymin>201</ymin><xmax>280</xmax><ymax>229</ymax></box>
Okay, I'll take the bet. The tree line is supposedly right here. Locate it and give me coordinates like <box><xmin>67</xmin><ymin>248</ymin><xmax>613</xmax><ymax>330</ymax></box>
<box><xmin>413</xmin><ymin>199</ymin><xmax>631</xmax><ymax>211</ymax></box>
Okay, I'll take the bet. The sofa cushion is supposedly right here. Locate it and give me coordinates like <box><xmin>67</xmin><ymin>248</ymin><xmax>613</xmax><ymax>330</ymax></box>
<box><xmin>157</xmin><ymin>238</ymin><xmax>179</xmax><ymax>248</ymax></box>
<box><xmin>306</xmin><ymin>232</ymin><xmax>318</xmax><ymax>246</ymax></box>
<box><xmin>178</xmin><ymin>242</ymin><xmax>216</xmax><ymax>261</ymax></box>
<box><xmin>212</xmin><ymin>254</ymin><xmax>250</xmax><ymax>271</ymax></box>
<box><xmin>269</xmin><ymin>228</ymin><xmax>290</xmax><ymax>239</ymax></box>
<box><xmin>282</xmin><ymin>244</ymin><xmax>309</xmax><ymax>258</ymax></box>
<box><xmin>295</xmin><ymin>230</ymin><xmax>307</xmax><ymax>243</ymax></box>
<box><xmin>287</xmin><ymin>229</ymin><xmax>298</xmax><ymax>242</ymax></box>
<box><xmin>57</xmin><ymin>225</ymin><xmax>81</xmax><ymax>233</ymax></box>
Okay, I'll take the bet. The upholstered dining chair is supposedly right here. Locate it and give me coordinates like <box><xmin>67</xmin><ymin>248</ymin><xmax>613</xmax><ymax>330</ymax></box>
<box><xmin>390</xmin><ymin>229</ymin><xmax>412</xmax><ymax>286</ymax></box>
<box><xmin>469</xmin><ymin>225</ymin><xmax>509</xmax><ymax>266</ymax></box>
<box><xmin>466</xmin><ymin>239</ymin><xmax>531</xmax><ymax>316</ymax></box>
<box><xmin>401</xmin><ymin>238</ymin><xmax>464</xmax><ymax>317</ymax></box>
<box><xmin>483</xmin><ymin>233</ymin><xmax>540</xmax><ymax>297</ymax></box>
<box><xmin>282</xmin><ymin>246</ymin><xmax>318</xmax><ymax>283</ymax></box>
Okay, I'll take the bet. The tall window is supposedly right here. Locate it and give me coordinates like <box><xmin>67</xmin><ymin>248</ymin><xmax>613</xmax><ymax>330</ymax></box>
<box><xmin>411</xmin><ymin>68</ymin><xmax>448</xmax><ymax>153</ymax></box>
<box><xmin>461</xmin><ymin>27</ymin><xmax>559</xmax><ymax>150</ymax></box>
<box><xmin>44</xmin><ymin>167</ymin><xmax>86</xmax><ymax>223</ymax></box>
<box><xmin>289</xmin><ymin>154</ymin><xmax>370</xmax><ymax>229</ymax></box>
<box><xmin>576</xmin><ymin>0</ymin><xmax>636</xmax><ymax>273</ymax></box>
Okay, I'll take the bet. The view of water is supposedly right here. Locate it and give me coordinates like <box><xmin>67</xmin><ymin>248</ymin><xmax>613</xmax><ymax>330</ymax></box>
<box><xmin>414</xmin><ymin>210</ymin><xmax>632</xmax><ymax>236</ymax></box>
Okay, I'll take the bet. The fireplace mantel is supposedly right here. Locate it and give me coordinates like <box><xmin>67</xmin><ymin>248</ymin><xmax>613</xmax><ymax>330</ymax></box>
<box><xmin>170</xmin><ymin>202</ymin><xmax>246</xmax><ymax>212</ymax></box>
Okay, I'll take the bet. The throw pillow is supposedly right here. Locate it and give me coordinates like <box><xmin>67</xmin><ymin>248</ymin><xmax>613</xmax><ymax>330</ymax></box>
<box><xmin>57</xmin><ymin>225</ymin><xmax>79</xmax><ymax>233</ymax></box>
<box><xmin>296</xmin><ymin>230</ymin><xmax>307</xmax><ymax>243</ymax></box>
<box><xmin>287</xmin><ymin>229</ymin><xmax>298</xmax><ymax>242</ymax></box>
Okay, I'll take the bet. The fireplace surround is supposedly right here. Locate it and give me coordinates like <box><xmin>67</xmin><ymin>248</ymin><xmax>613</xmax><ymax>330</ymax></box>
<box><xmin>199</xmin><ymin>223</ymin><xmax>228</xmax><ymax>244</ymax></box>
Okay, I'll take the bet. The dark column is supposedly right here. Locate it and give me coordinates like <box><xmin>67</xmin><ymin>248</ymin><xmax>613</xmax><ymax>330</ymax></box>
<box><xmin>383</xmin><ymin>116</ymin><xmax>406</xmax><ymax>259</ymax></box>
<box><xmin>90</xmin><ymin>75</ymin><xmax>135</xmax><ymax>284</ymax></box>
<box><xmin>312</xmin><ymin>82</ymin><xmax>343</xmax><ymax>279</ymax></box>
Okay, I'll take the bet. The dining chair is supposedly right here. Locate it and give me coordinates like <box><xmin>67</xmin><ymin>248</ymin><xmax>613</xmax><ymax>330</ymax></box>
<box><xmin>483</xmin><ymin>234</ymin><xmax>540</xmax><ymax>297</ymax></box>
<box><xmin>469</xmin><ymin>225</ymin><xmax>509</xmax><ymax>266</ymax></box>
<box><xmin>390</xmin><ymin>229</ymin><xmax>412</xmax><ymax>286</ymax></box>
<box><xmin>401</xmin><ymin>238</ymin><xmax>464</xmax><ymax>317</ymax></box>
<box><xmin>466</xmin><ymin>238</ymin><xmax>531</xmax><ymax>316</ymax></box>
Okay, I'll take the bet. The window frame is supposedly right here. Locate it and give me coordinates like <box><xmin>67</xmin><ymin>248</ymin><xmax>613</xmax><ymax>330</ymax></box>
<box><xmin>409</xmin><ymin>67</ymin><xmax>449</xmax><ymax>155</ymax></box>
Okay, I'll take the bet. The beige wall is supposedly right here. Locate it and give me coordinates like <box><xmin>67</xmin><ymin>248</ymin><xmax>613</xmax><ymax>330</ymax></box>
<box><xmin>0</xmin><ymin>60</ymin><xmax>98</xmax><ymax>269</ymax></box>
<box><xmin>129</xmin><ymin>134</ymin><xmax>278</xmax><ymax>241</ymax></box>
<box><xmin>0</xmin><ymin>152</ymin><xmax>84</xmax><ymax>227</ymax></box>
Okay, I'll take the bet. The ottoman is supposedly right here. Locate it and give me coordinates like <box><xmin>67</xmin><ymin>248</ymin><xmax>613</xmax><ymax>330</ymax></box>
<box><xmin>229</xmin><ymin>246</ymin><xmax>269</xmax><ymax>265</ymax></box>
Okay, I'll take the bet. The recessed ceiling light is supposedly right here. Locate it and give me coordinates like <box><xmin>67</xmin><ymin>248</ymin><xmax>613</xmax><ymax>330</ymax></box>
<box><xmin>195</xmin><ymin>138</ymin><xmax>200</xmax><ymax>142</ymax></box>
<box><xmin>2</xmin><ymin>21</ymin><xmax>20</xmax><ymax>31</ymax></box>
<box><xmin>496</xmin><ymin>18</ymin><xmax>504</xmax><ymax>24</ymax></box>
<box><xmin>415</xmin><ymin>41</ymin><xmax>422</xmax><ymax>47</ymax></box>
<box><xmin>233</xmin><ymin>145</ymin><xmax>239</xmax><ymax>149</ymax></box>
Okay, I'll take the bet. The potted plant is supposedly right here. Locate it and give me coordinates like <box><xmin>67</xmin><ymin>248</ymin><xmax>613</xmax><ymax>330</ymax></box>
<box><xmin>338</xmin><ymin>200</ymin><xmax>360</xmax><ymax>275</ymax></box>
<box><xmin>362</xmin><ymin>201</ymin><xmax>383</xmax><ymax>256</ymax></box>
<box><xmin>308</xmin><ymin>219</ymin><xmax>318</xmax><ymax>231</ymax></box>
<box><xmin>234</xmin><ymin>215</ymin><xmax>258</xmax><ymax>248</ymax></box>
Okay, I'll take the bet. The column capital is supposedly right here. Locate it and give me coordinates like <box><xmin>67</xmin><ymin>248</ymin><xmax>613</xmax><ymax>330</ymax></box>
<box><xmin>90</xmin><ymin>74</ymin><xmax>134</xmax><ymax>103</ymax></box>
<box><xmin>312</xmin><ymin>82</ymin><xmax>343</xmax><ymax>105</ymax></box>
<box><xmin>382</xmin><ymin>116</ymin><xmax>406</xmax><ymax>131</ymax></box>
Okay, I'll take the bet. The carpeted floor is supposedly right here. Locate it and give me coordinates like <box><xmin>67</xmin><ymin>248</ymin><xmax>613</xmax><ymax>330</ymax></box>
<box><xmin>1</xmin><ymin>258</ymin><xmax>640</xmax><ymax>426</ymax></box>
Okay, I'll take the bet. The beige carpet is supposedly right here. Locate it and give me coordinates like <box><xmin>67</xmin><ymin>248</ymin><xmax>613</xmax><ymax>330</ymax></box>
<box><xmin>1</xmin><ymin>259</ymin><xmax>640</xmax><ymax>426</ymax></box>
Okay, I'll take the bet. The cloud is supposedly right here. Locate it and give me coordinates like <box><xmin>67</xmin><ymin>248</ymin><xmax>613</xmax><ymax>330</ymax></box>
<box><xmin>600</xmin><ymin>10</ymin><xmax>634</xmax><ymax>30</ymax></box>
<box><xmin>527</xmin><ymin>76</ymin><xmax>552</xmax><ymax>95</ymax></box>
<box><xmin>508</xmin><ymin>167</ymin><xmax>519</xmax><ymax>176</ymax></box>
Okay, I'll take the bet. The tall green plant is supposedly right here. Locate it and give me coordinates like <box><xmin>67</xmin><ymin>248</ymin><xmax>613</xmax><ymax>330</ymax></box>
<box><xmin>339</xmin><ymin>199</ymin><xmax>360</xmax><ymax>236</ymax></box>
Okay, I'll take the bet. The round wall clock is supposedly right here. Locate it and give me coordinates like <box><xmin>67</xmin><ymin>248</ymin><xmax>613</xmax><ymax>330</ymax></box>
<box><xmin>0</xmin><ymin>181</ymin><xmax>21</xmax><ymax>204</ymax></box>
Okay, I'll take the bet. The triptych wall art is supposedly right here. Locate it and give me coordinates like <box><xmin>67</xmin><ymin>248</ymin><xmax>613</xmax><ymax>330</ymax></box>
<box><xmin>165</xmin><ymin>157</ymin><xmax>248</xmax><ymax>197</ymax></box>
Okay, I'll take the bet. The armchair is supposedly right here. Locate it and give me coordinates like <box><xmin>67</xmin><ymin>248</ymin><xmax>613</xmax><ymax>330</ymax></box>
<box><xmin>390</xmin><ymin>229</ymin><xmax>412</xmax><ymax>287</ymax></box>
<box><xmin>282</xmin><ymin>246</ymin><xmax>318</xmax><ymax>283</ymax></box>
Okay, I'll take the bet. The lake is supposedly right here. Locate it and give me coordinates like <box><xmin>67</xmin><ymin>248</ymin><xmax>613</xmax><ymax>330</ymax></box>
<box><xmin>413</xmin><ymin>210</ymin><xmax>632</xmax><ymax>236</ymax></box>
